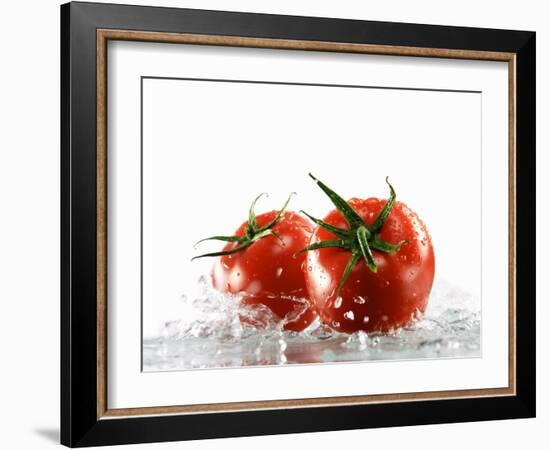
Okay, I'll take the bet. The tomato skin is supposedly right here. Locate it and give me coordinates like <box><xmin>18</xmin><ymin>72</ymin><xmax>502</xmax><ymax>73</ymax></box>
<box><xmin>212</xmin><ymin>211</ymin><xmax>317</xmax><ymax>331</ymax></box>
<box><xmin>305</xmin><ymin>198</ymin><xmax>435</xmax><ymax>333</ymax></box>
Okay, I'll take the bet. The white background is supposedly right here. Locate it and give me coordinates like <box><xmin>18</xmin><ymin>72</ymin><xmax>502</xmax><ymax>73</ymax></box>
<box><xmin>140</xmin><ymin>56</ymin><xmax>485</xmax><ymax>338</ymax></box>
<box><xmin>0</xmin><ymin>0</ymin><xmax>546</xmax><ymax>449</ymax></box>
<box><xmin>108</xmin><ymin>40</ymin><xmax>510</xmax><ymax>409</ymax></box>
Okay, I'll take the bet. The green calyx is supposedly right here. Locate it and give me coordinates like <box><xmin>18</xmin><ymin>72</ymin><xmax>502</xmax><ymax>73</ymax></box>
<box><xmin>296</xmin><ymin>174</ymin><xmax>406</xmax><ymax>295</ymax></box>
<box><xmin>192</xmin><ymin>192</ymin><xmax>295</xmax><ymax>260</ymax></box>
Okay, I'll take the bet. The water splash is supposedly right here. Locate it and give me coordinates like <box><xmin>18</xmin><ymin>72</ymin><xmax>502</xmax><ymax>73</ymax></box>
<box><xmin>161</xmin><ymin>276</ymin><xmax>309</xmax><ymax>342</ymax></box>
<box><xmin>143</xmin><ymin>277</ymin><xmax>480</xmax><ymax>371</ymax></box>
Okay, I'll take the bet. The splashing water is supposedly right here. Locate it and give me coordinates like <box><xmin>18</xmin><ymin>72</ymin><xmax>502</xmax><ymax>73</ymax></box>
<box><xmin>143</xmin><ymin>277</ymin><xmax>480</xmax><ymax>371</ymax></box>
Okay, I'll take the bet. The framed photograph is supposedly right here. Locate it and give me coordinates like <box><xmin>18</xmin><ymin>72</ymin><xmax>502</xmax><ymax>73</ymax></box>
<box><xmin>61</xmin><ymin>1</ymin><xmax>536</xmax><ymax>447</ymax></box>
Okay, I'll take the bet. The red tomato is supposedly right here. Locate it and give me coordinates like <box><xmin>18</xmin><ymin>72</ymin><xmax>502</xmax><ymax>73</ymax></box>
<box><xmin>301</xmin><ymin>176</ymin><xmax>435</xmax><ymax>333</ymax></box>
<box><xmin>194</xmin><ymin>197</ymin><xmax>317</xmax><ymax>332</ymax></box>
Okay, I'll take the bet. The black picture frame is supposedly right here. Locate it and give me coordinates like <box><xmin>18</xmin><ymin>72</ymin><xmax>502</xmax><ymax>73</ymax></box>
<box><xmin>61</xmin><ymin>1</ymin><xmax>535</xmax><ymax>447</ymax></box>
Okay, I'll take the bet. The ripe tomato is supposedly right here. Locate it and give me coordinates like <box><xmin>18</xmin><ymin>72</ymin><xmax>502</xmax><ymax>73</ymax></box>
<box><xmin>194</xmin><ymin>195</ymin><xmax>318</xmax><ymax>331</ymax></box>
<box><xmin>300</xmin><ymin>175</ymin><xmax>435</xmax><ymax>333</ymax></box>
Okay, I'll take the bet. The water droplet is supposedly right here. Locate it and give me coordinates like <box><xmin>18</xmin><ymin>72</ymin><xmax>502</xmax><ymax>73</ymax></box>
<box><xmin>381</xmin><ymin>315</ymin><xmax>389</xmax><ymax>321</ymax></box>
<box><xmin>276</xmin><ymin>267</ymin><xmax>283</xmax><ymax>278</ymax></box>
<box><xmin>344</xmin><ymin>311</ymin><xmax>355</xmax><ymax>321</ymax></box>
<box><xmin>384</xmin><ymin>280</ymin><xmax>390</xmax><ymax>287</ymax></box>
<box><xmin>332</xmin><ymin>320</ymin><xmax>340</xmax><ymax>328</ymax></box>
<box><xmin>248</xmin><ymin>281</ymin><xmax>261</xmax><ymax>294</ymax></box>
<box><xmin>308</xmin><ymin>266</ymin><xmax>313</xmax><ymax>272</ymax></box>
<box><xmin>344</xmin><ymin>331</ymin><xmax>369</xmax><ymax>350</ymax></box>
<box><xmin>222</xmin><ymin>262</ymin><xmax>230</xmax><ymax>270</ymax></box>
<box><xmin>334</xmin><ymin>297</ymin><xmax>343</xmax><ymax>309</ymax></box>
<box><xmin>363</xmin><ymin>316</ymin><xmax>370</xmax><ymax>323</ymax></box>
<box><xmin>311</xmin><ymin>324</ymin><xmax>333</xmax><ymax>340</ymax></box>
<box><xmin>412</xmin><ymin>292</ymin><xmax>417</xmax><ymax>298</ymax></box>
<box><xmin>354</xmin><ymin>296</ymin><xmax>366</xmax><ymax>304</ymax></box>
<box><xmin>447</xmin><ymin>340</ymin><xmax>460</xmax><ymax>350</ymax></box>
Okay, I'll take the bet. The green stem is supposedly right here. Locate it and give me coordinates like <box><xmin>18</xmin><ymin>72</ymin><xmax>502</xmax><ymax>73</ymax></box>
<box><xmin>194</xmin><ymin>235</ymin><xmax>246</xmax><ymax>248</ymax></box>
<box><xmin>357</xmin><ymin>226</ymin><xmax>377</xmax><ymax>272</ymax></box>
<box><xmin>293</xmin><ymin>239</ymin><xmax>347</xmax><ymax>257</ymax></box>
<box><xmin>247</xmin><ymin>192</ymin><xmax>267</xmax><ymax>233</ymax></box>
<box><xmin>193</xmin><ymin>193</ymin><xmax>294</xmax><ymax>260</ymax></box>
<box><xmin>259</xmin><ymin>192</ymin><xmax>296</xmax><ymax>231</ymax></box>
<box><xmin>308</xmin><ymin>173</ymin><xmax>365</xmax><ymax>228</ymax></box>
<box><xmin>191</xmin><ymin>241</ymin><xmax>253</xmax><ymax>260</ymax></box>
<box><xmin>338</xmin><ymin>252</ymin><xmax>361</xmax><ymax>297</ymax></box>
<box><xmin>371</xmin><ymin>177</ymin><xmax>396</xmax><ymax>234</ymax></box>
<box><xmin>299</xmin><ymin>210</ymin><xmax>349</xmax><ymax>239</ymax></box>
<box><xmin>298</xmin><ymin>175</ymin><xmax>404</xmax><ymax>291</ymax></box>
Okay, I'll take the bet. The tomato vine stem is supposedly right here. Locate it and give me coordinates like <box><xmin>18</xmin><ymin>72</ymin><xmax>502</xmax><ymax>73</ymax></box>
<box><xmin>297</xmin><ymin>174</ymin><xmax>406</xmax><ymax>294</ymax></box>
<box><xmin>192</xmin><ymin>193</ymin><xmax>295</xmax><ymax>261</ymax></box>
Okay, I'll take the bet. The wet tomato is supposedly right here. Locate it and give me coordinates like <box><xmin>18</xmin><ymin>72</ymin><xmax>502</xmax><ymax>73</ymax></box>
<box><xmin>300</xmin><ymin>175</ymin><xmax>435</xmax><ymax>333</ymax></box>
<box><xmin>194</xmin><ymin>195</ymin><xmax>318</xmax><ymax>331</ymax></box>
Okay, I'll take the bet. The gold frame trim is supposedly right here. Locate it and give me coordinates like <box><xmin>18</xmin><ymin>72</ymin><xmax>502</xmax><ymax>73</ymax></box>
<box><xmin>96</xmin><ymin>29</ymin><xmax>517</xmax><ymax>420</ymax></box>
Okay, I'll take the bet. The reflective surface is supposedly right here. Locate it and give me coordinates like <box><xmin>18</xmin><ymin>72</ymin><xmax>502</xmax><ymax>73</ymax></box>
<box><xmin>143</xmin><ymin>278</ymin><xmax>480</xmax><ymax>371</ymax></box>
